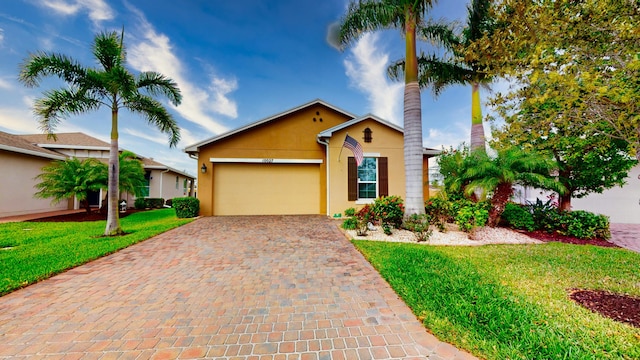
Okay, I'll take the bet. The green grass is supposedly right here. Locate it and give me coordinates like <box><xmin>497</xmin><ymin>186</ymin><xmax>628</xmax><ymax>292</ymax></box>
<box><xmin>0</xmin><ymin>209</ymin><xmax>193</xmax><ymax>296</ymax></box>
<box><xmin>353</xmin><ymin>240</ymin><xmax>640</xmax><ymax>360</ymax></box>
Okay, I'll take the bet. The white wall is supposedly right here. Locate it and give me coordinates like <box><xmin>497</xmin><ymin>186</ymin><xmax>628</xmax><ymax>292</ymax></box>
<box><xmin>572</xmin><ymin>165</ymin><xmax>640</xmax><ymax>224</ymax></box>
<box><xmin>0</xmin><ymin>151</ymin><xmax>69</xmax><ymax>217</ymax></box>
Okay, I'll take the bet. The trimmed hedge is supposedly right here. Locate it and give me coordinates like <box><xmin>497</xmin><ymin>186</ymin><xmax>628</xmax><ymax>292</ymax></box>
<box><xmin>172</xmin><ymin>197</ymin><xmax>200</xmax><ymax>218</ymax></box>
<box><xmin>133</xmin><ymin>198</ymin><xmax>165</xmax><ymax>209</ymax></box>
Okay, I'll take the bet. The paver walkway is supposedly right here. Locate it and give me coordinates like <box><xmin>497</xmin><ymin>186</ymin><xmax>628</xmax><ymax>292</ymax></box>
<box><xmin>0</xmin><ymin>216</ymin><xmax>477</xmax><ymax>360</ymax></box>
<box><xmin>609</xmin><ymin>223</ymin><xmax>640</xmax><ymax>253</ymax></box>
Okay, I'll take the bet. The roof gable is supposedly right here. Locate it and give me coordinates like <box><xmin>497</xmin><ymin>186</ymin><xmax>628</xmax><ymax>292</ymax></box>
<box><xmin>317</xmin><ymin>114</ymin><xmax>404</xmax><ymax>138</ymax></box>
<box><xmin>184</xmin><ymin>99</ymin><xmax>356</xmax><ymax>154</ymax></box>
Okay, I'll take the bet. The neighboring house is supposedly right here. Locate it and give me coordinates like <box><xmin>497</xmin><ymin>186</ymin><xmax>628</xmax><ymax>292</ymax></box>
<box><xmin>0</xmin><ymin>131</ymin><xmax>69</xmax><ymax>217</ymax></box>
<box><xmin>185</xmin><ymin>100</ymin><xmax>439</xmax><ymax>217</ymax></box>
<box><xmin>0</xmin><ymin>131</ymin><xmax>195</xmax><ymax>218</ymax></box>
<box><xmin>571</xmin><ymin>165</ymin><xmax>640</xmax><ymax>224</ymax></box>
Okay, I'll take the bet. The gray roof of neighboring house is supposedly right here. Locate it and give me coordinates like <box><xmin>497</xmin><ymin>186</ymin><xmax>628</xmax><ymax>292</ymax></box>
<box><xmin>0</xmin><ymin>131</ymin><xmax>66</xmax><ymax>160</ymax></box>
<box><xmin>17</xmin><ymin>132</ymin><xmax>111</xmax><ymax>150</ymax></box>
<box><xmin>16</xmin><ymin>131</ymin><xmax>195</xmax><ymax>178</ymax></box>
<box><xmin>140</xmin><ymin>157</ymin><xmax>195</xmax><ymax>179</ymax></box>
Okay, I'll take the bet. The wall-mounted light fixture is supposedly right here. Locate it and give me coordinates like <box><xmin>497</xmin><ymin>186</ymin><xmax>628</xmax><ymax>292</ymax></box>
<box><xmin>201</xmin><ymin>163</ymin><xmax>207</xmax><ymax>173</ymax></box>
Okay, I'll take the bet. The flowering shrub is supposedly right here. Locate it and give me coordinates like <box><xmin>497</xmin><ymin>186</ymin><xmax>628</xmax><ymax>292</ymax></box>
<box><xmin>356</xmin><ymin>204</ymin><xmax>375</xmax><ymax>235</ymax></box>
<box><xmin>372</xmin><ymin>195</ymin><xmax>404</xmax><ymax>228</ymax></box>
<box><xmin>425</xmin><ymin>197</ymin><xmax>452</xmax><ymax>232</ymax></box>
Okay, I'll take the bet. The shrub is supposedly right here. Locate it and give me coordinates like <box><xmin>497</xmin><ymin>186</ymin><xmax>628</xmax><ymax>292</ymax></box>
<box><xmin>425</xmin><ymin>197</ymin><xmax>451</xmax><ymax>232</ymax></box>
<box><xmin>528</xmin><ymin>197</ymin><xmax>561</xmax><ymax>233</ymax></box>
<box><xmin>403</xmin><ymin>214</ymin><xmax>433</xmax><ymax>242</ymax></box>
<box><xmin>501</xmin><ymin>202</ymin><xmax>535</xmax><ymax>232</ymax></box>
<box><xmin>455</xmin><ymin>204</ymin><xmax>489</xmax><ymax>233</ymax></box>
<box><xmin>561</xmin><ymin>210</ymin><xmax>611</xmax><ymax>239</ymax></box>
<box><xmin>146</xmin><ymin>198</ymin><xmax>165</xmax><ymax>209</ymax></box>
<box><xmin>372</xmin><ymin>195</ymin><xmax>404</xmax><ymax>229</ymax></box>
<box><xmin>134</xmin><ymin>198</ymin><xmax>147</xmax><ymax>209</ymax></box>
<box><xmin>344</xmin><ymin>207</ymin><xmax>356</xmax><ymax>217</ymax></box>
<box><xmin>355</xmin><ymin>205</ymin><xmax>375</xmax><ymax>236</ymax></box>
<box><xmin>341</xmin><ymin>217</ymin><xmax>358</xmax><ymax>230</ymax></box>
<box><xmin>172</xmin><ymin>197</ymin><xmax>200</xmax><ymax>218</ymax></box>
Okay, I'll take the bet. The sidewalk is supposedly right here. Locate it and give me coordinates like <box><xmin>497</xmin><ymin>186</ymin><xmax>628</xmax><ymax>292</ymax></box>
<box><xmin>0</xmin><ymin>209</ymin><xmax>85</xmax><ymax>223</ymax></box>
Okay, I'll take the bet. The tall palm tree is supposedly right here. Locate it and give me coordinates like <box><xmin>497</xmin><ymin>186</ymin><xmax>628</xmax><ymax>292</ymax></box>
<box><xmin>389</xmin><ymin>0</ymin><xmax>494</xmax><ymax>153</ymax></box>
<box><xmin>461</xmin><ymin>147</ymin><xmax>565</xmax><ymax>227</ymax></box>
<box><xmin>336</xmin><ymin>0</ymin><xmax>439</xmax><ymax>216</ymax></box>
<box><xmin>19</xmin><ymin>30</ymin><xmax>182</xmax><ymax>235</ymax></box>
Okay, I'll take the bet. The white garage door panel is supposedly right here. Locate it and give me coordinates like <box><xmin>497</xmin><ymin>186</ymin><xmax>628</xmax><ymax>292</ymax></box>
<box><xmin>213</xmin><ymin>164</ymin><xmax>320</xmax><ymax>215</ymax></box>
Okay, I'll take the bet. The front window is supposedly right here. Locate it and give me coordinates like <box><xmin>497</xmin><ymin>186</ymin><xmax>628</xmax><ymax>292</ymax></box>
<box><xmin>358</xmin><ymin>157</ymin><xmax>377</xmax><ymax>199</ymax></box>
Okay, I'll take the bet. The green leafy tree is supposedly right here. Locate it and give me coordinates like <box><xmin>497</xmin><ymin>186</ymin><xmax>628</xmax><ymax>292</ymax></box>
<box><xmin>19</xmin><ymin>30</ymin><xmax>182</xmax><ymax>235</ymax></box>
<box><xmin>35</xmin><ymin>157</ymin><xmax>106</xmax><ymax>214</ymax></box>
<box><xmin>494</xmin><ymin>106</ymin><xmax>638</xmax><ymax>211</ymax></box>
<box><xmin>334</xmin><ymin>0</ymin><xmax>441</xmax><ymax>216</ymax></box>
<box><xmin>469</xmin><ymin>0</ymin><xmax>640</xmax><ymax>157</ymax></box>
<box><xmin>461</xmin><ymin>147</ymin><xmax>565</xmax><ymax>227</ymax></box>
<box><xmin>389</xmin><ymin>0</ymin><xmax>495</xmax><ymax>152</ymax></box>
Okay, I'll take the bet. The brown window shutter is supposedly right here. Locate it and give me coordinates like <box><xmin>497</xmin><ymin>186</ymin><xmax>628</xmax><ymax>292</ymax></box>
<box><xmin>379</xmin><ymin>157</ymin><xmax>388</xmax><ymax>197</ymax></box>
<box><xmin>348</xmin><ymin>157</ymin><xmax>357</xmax><ymax>201</ymax></box>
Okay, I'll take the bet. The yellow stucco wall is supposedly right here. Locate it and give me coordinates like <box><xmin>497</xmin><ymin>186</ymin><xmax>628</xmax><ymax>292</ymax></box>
<box><xmin>326</xmin><ymin>119</ymin><xmax>406</xmax><ymax>216</ymax></box>
<box><xmin>196</xmin><ymin>103</ymin><xmax>351</xmax><ymax>216</ymax></box>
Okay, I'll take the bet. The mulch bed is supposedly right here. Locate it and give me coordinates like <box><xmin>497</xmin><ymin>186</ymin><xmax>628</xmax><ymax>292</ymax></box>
<box><xmin>570</xmin><ymin>289</ymin><xmax>640</xmax><ymax>328</ymax></box>
<box><xmin>27</xmin><ymin>209</ymin><xmax>148</xmax><ymax>222</ymax></box>
<box><xmin>523</xmin><ymin>230</ymin><xmax>620</xmax><ymax>248</ymax></box>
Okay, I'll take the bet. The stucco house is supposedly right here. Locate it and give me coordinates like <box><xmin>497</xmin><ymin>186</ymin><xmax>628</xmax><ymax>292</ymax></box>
<box><xmin>0</xmin><ymin>131</ymin><xmax>69</xmax><ymax>217</ymax></box>
<box><xmin>185</xmin><ymin>100</ymin><xmax>439</xmax><ymax>217</ymax></box>
<box><xmin>0</xmin><ymin>131</ymin><xmax>195</xmax><ymax>218</ymax></box>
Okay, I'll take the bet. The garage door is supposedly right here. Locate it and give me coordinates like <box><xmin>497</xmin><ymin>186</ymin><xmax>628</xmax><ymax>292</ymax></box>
<box><xmin>213</xmin><ymin>163</ymin><xmax>321</xmax><ymax>215</ymax></box>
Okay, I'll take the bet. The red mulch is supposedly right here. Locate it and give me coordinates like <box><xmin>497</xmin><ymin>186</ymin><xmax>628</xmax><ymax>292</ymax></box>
<box><xmin>522</xmin><ymin>230</ymin><xmax>620</xmax><ymax>248</ymax></box>
<box><xmin>27</xmin><ymin>209</ymin><xmax>147</xmax><ymax>222</ymax></box>
<box><xmin>570</xmin><ymin>289</ymin><xmax>640</xmax><ymax>328</ymax></box>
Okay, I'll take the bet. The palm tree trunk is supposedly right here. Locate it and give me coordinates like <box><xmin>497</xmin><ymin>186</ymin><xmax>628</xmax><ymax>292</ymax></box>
<box><xmin>105</xmin><ymin>107</ymin><xmax>122</xmax><ymax>236</ymax></box>
<box><xmin>403</xmin><ymin>10</ymin><xmax>425</xmax><ymax>216</ymax></box>
<box><xmin>470</xmin><ymin>82</ymin><xmax>485</xmax><ymax>153</ymax></box>
<box><xmin>488</xmin><ymin>182</ymin><xmax>513</xmax><ymax>227</ymax></box>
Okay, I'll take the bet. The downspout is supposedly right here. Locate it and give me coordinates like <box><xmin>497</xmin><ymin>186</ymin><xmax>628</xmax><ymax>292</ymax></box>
<box><xmin>317</xmin><ymin>136</ymin><xmax>330</xmax><ymax>216</ymax></box>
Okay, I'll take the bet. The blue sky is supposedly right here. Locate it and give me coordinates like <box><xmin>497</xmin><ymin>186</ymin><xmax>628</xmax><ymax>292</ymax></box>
<box><xmin>0</xmin><ymin>0</ymin><xmax>478</xmax><ymax>175</ymax></box>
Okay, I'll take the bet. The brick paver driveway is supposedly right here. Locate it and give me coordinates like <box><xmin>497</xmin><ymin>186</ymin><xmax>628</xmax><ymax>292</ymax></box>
<box><xmin>0</xmin><ymin>216</ymin><xmax>476</xmax><ymax>360</ymax></box>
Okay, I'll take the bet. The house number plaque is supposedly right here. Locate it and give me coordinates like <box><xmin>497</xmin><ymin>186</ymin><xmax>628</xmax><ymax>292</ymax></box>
<box><xmin>262</xmin><ymin>158</ymin><xmax>274</xmax><ymax>163</ymax></box>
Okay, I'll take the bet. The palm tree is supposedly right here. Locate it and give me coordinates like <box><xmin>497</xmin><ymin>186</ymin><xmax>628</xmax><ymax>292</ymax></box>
<box><xmin>462</xmin><ymin>147</ymin><xmax>565</xmax><ymax>227</ymax></box>
<box><xmin>35</xmin><ymin>158</ymin><xmax>106</xmax><ymax>214</ymax></box>
<box><xmin>389</xmin><ymin>0</ymin><xmax>494</xmax><ymax>153</ymax></box>
<box><xmin>113</xmin><ymin>151</ymin><xmax>147</xmax><ymax>198</ymax></box>
<box><xmin>335</xmin><ymin>0</ymin><xmax>443</xmax><ymax>216</ymax></box>
<box><xmin>19</xmin><ymin>30</ymin><xmax>182</xmax><ymax>235</ymax></box>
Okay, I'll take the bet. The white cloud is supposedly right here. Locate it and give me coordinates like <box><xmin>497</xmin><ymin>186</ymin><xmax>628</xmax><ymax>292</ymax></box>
<box><xmin>0</xmin><ymin>78</ymin><xmax>12</xmax><ymax>90</ymax></box>
<box><xmin>37</xmin><ymin>0</ymin><xmax>113</xmax><ymax>25</ymax></box>
<box><xmin>344</xmin><ymin>33</ymin><xmax>403</xmax><ymax>125</ymax></box>
<box><xmin>423</xmin><ymin>121</ymin><xmax>470</xmax><ymax>150</ymax></box>
<box><xmin>0</xmin><ymin>28</ymin><xmax>4</xmax><ymax>45</ymax></box>
<box><xmin>0</xmin><ymin>106</ymin><xmax>40</xmax><ymax>133</ymax></box>
<box><xmin>125</xmin><ymin>4</ymin><xmax>235</xmax><ymax>136</ymax></box>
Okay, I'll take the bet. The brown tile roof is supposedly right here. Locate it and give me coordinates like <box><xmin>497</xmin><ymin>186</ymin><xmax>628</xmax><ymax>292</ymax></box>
<box><xmin>17</xmin><ymin>132</ymin><xmax>110</xmax><ymax>148</ymax></box>
<box><xmin>0</xmin><ymin>131</ymin><xmax>66</xmax><ymax>159</ymax></box>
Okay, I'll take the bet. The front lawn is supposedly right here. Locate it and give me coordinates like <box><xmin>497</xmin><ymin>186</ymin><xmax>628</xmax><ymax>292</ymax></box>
<box><xmin>353</xmin><ymin>240</ymin><xmax>640</xmax><ymax>359</ymax></box>
<box><xmin>0</xmin><ymin>208</ymin><xmax>193</xmax><ymax>296</ymax></box>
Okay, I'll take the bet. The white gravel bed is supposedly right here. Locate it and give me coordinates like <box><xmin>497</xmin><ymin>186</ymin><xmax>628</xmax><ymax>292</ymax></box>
<box><xmin>346</xmin><ymin>224</ymin><xmax>542</xmax><ymax>246</ymax></box>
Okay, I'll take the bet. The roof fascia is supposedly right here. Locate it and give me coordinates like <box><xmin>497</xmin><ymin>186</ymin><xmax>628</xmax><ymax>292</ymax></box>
<box><xmin>317</xmin><ymin>114</ymin><xmax>404</xmax><ymax>138</ymax></box>
<box><xmin>0</xmin><ymin>144</ymin><xmax>66</xmax><ymax>160</ymax></box>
